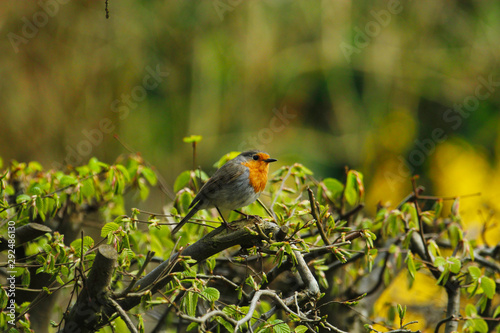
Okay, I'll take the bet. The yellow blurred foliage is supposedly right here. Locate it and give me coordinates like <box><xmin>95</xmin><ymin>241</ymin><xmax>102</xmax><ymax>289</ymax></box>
<box><xmin>373</xmin><ymin>271</ymin><xmax>446</xmax><ymax>332</ymax></box>
<box><xmin>431</xmin><ymin>139</ymin><xmax>500</xmax><ymax>245</ymax></box>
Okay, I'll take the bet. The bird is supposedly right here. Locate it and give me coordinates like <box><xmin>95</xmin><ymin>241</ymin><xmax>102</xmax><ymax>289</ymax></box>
<box><xmin>171</xmin><ymin>150</ymin><xmax>277</xmax><ymax>235</ymax></box>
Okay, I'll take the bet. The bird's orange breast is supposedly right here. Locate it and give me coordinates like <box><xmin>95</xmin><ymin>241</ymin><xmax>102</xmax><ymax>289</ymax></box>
<box><xmin>241</xmin><ymin>159</ymin><xmax>270</xmax><ymax>193</ymax></box>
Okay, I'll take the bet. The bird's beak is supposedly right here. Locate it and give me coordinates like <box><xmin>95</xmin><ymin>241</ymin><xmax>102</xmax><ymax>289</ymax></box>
<box><xmin>264</xmin><ymin>158</ymin><xmax>277</xmax><ymax>163</ymax></box>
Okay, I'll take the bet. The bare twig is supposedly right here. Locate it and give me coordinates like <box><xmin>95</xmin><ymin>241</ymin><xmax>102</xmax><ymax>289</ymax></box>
<box><xmin>234</xmin><ymin>290</ymin><xmax>317</xmax><ymax>331</ymax></box>
<box><xmin>434</xmin><ymin>315</ymin><xmax>457</xmax><ymax>333</ymax></box>
<box><xmin>410</xmin><ymin>177</ymin><xmax>432</xmax><ymax>263</ymax></box>
<box><xmin>308</xmin><ymin>187</ymin><xmax>330</xmax><ymax>245</ymax></box>
<box><xmin>337</xmin><ymin>203</ymin><xmax>365</xmax><ymax>222</ymax></box>
<box><xmin>114</xmin><ymin>251</ymin><xmax>155</xmax><ymax>299</ymax></box>
<box><xmin>178</xmin><ymin>310</ymin><xmax>237</xmax><ymax>329</ymax></box>
<box><xmin>293</xmin><ymin>246</ymin><xmax>320</xmax><ymax>297</ymax></box>
<box><xmin>108</xmin><ymin>298</ymin><xmax>138</xmax><ymax>333</ymax></box>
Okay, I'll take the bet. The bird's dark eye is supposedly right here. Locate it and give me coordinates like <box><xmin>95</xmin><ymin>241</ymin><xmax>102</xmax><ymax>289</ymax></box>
<box><xmin>253</xmin><ymin>155</ymin><xmax>259</xmax><ymax>161</ymax></box>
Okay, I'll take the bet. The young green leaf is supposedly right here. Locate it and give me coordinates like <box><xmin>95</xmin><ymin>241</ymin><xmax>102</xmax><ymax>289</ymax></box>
<box><xmin>101</xmin><ymin>222</ymin><xmax>120</xmax><ymax>238</ymax></box>
<box><xmin>202</xmin><ymin>287</ymin><xmax>220</xmax><ymax>302</ymax></box>
<box><xmin>481</xmin><ymin>276</ymin><xmax>496</xmax><ymax>299</ymax></box>
<box><xmin>468</xmin><ymin>266</ymin><xmax>481</xmax><ymax>280</ymax></box>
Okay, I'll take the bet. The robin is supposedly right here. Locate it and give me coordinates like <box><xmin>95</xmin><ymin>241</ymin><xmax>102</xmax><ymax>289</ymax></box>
<box><xmin>171</xmin><ymin>150</ymin><xmax>277</xmax><ymax>235</ymax></box>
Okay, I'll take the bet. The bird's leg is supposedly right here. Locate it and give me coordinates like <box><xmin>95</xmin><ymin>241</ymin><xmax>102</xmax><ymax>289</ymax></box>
<box><xmin>233</xmin><ymin>209</ymin><xmax>260</xmax><ymax>221</ymax></box>
<box><xmin>233</xmin><ymin>209</ymin><xmax>250</xmax><ymax>219</ymax></box>
<box><xmin>216</xmin><ymin>206</ymin><xmax>235</xmax><ymax>230</ymax></box>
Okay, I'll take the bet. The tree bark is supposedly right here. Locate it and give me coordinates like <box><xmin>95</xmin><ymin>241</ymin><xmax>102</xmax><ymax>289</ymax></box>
<box><xmin>61</xmin><ymin>245</ymin><xmax>118</xmax><ymax>333</ymax></box>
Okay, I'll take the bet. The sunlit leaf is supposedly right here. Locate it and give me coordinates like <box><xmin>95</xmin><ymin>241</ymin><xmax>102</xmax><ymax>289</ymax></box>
<box><xmin>174</xmin><ymin>170</ymin><xmax>191</xmax><ymax>193</ymax></box>
<box><xmin>481</xmin><ymin>277</ymin><xmax>496</xmax><ymax>299</ymax></box>
<box><xmin>101</xmin><ymin>222</ymin><xmax>120</xmax><ymax>237</ymax></box>
<box><xmin>183</xmin><ymin>135</ymin><xmax>203</xmax><ymax>143</ymax></box>
<box><xmin>202</xmin><ymin>287</ymin><xmax>220</xmax><ymax>302</ymax></box>
<box><xmin>468</xmin><ymin>266</ymin><xmax>481</xmax><ymax>280</ymax></box>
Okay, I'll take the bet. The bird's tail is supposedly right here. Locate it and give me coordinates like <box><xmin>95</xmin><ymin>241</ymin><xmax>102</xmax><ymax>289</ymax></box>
<box><xmin>171</xmin><ymin>200</ymin><xmax>203</xmax><ymax>235</ymax></box>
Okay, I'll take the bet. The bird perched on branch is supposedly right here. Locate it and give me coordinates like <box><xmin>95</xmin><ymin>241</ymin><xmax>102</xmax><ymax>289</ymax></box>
<box><xmin>171</xmin><ymin>150</ymin><xmax>277</xmax><ymax>235</ymax></box>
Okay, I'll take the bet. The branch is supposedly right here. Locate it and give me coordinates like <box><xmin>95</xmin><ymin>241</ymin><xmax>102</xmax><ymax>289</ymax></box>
<box><xmin>293</xmin><ymin>247</ymin><xmax>320</xmax><ymax>297</ymax></box>
<box><xmin>77</xmin><ymin>217</ymin><xmax>280</xmax><ymax>331</ymax></box>
<box><xmin>61</xmin><ymin>245</ymin><xmax>118</xmax><ymax>333</ymax></box>
<box><xmin>337</xmin><ymin>203</ymin><xmax>365</xmax><ymax>222</ymax></box>
<box><xmin>434</xmin><ymin>315</ymin><xmax>457</xmax><ymax>333</ymax></box>
<box><xmin>410</xmin><ymin>178</ymin><xmax>432</xmax><ymax>263</ymax></box>
<box><xmin>444</xmin><ymin>281</ymin><xmax>460</xmax><ymax>333</ymax></box>
<box><xmin>234</xmin><ymin>290</ymin><xmax>314</xmax><ymax>331</ymax></box>
<box><xmin>178</xmin><ymin>310</ymin><xmax>237</xmax><ymax>329</ymax></box>
<box><xmin>108</xmin><ymin>298</ymin><xmax>138</xmax><ymax>333</ymax></box>
<box><xmin>308</xmin><ymin>187</ymin><xmax>330</xmax><ymax>245</ymax></box>
<box><xmin>0</xmin><ymin>223</ymin><xmax>52</xmax><ymax>252</ymax></box>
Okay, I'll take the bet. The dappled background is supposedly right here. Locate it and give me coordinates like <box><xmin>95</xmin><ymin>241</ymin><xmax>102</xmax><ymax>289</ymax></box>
<box><xmin>1</xmin><ymin>1</ymin><xmax>500</xmax><ymax>331</ymax></box>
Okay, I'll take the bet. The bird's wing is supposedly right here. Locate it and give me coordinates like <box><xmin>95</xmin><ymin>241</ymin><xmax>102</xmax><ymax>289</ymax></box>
<box><xmin>190</xmin><ymin>162</ymin><xmax>246</xmax><ymax>207</ymax></box>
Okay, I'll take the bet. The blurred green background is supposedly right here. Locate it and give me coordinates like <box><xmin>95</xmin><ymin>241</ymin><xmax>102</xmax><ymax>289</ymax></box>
<box><xmin>1</xmin><ymin>1</ymin><xmax>500</xmax><ymax>331</ymax></box>
<box><xmin>2</xmin><ymin>0</ymin><xmax>500</xmax><ymax>233</ymax></box>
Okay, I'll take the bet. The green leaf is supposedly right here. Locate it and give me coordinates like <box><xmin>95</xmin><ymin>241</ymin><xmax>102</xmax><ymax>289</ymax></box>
<box><xmin>88</xmin><ymin>157</ymin><xmax>104</xmax><ymax>173</ymax></box>
<box><xmin>183</xmin><ymin>135</ymin><xmax>203</xmax><ymax>143</ymax></box>
<box><xmin>29</xmin><ymin>184</ymin><xmax>43</xmax><ymax>195</ymax></box>
<box><xmin>322</xmin><ymin>178</ymin><xmax>344</xmax><ymax>202</ymax></box>
<box><xmin>214</xmin><ymin>152</ymin><xmax>240</xmax><ymax>168</ymax></box>
<box><xmin>468</xmin><ymin>266</ymin><xmax>481</xmax><ymax>280</ymax></box>
<box><xmin>405</xmin><ymin>252</ymin><xmax>416</xmax><ymax>280</ymax></box>
<box><xmin>270</xmin><ymin>319</ymin><xmax>290</xmax><ymax>333</ymax></box>
<box><xmin>101</xmin><ymin>222</ymin><xmax>120</xmax><ymax>237</ymax></box>
<box><xmin>0</xmin><ymin>288</ymin><xmax>8</xmax><ymax>309</ymax></box>
<box><xmin>481</xmin><ymin>277</ymin><xmax>496</xmax><ymax>299</ymax></box>
<box><xmin>397</xmin><ymin>304</ymin><xmax>406</xmax><ymax>323</ymax></box>
<box><xmin>184</xmin><ymin>291</ymin><xmax>198</xmax><ymax>317</ymax></box>
<box><xmin>16</xmin><ymin>194</ymin><xmax>31</xmax><ymax>204</ymax></box>
<box><xmin>60</xmin><ymin>175</ymin><xmax>78</xmax><ymax>186</ymax></box>
<box><xmin>79</xmin><ymin>178</ymin><xmax>94</xmax><ymax>198</ymax></box>
<box><xmin>451</xmin><ymin>197</ymin><xmax>460</xmax><ymax>217</ymax></box>
<box><xmin>470</xmin><ymin>318</ymin><xmax>489</xmax><ymax>333</ymax></box>
<box><xmin>140</xmin><ymin>167</ymin><xmax>157</xmax><ymax>186</ymax></box>
<box><xmin>174</xmin><ymin>170</ymin><xmax>191</xmax><ymax>193</ymax></box>
<box><xmin>186</xmin><ymin>322</ymin><xmax>199</xmax><ymax>331</ymax></box>
<box><xmin>448</xmin><ymin>224</ymin><xmax>462</xmax><ymax>249</ymax></box>
<box><xmin>294</xmin><ymin>325</ymin><xmax>308</xmax><ymax>333</ymax></box>
<box><xmin>21</xmin><ymin>269</ymin><xmax>30</xmax><ymax>287</ymax></box>
<box><xmin>138</xmin><ymin>180</ymin><xmax>150</xmax><ymax>201</ymax></box>
<box><xmin>493</xmin><ymin>305</ymin><xmax>500</xmax><ymax>318</ymax></box>
<box><xmin>448</xmin><ymin>257</ymin><xmax>461</xmax><ymax>274</ymax></box>
<box><xmin>433</xmin><ymin>199</ymin><xmax>443</xmax><ymax>217</ymax></box>
<box><xmin>215</xmin><ymin>316</ymin><xmax>234</xmax><ymax>332</ymax></box>
<box><xmin>70</xmin><ymin>236</ymin><xmax>94</xmax><ymax>257</ymax></box>
<box><xmin>434</xmin><ymin>256</ymin><xmax>446</xmax><ymax>267</ymax></box>
<box><xmin>202</xmin><ymin>287</ymin><xmax>220</xmax><ymax>302</ymax></box>
<box><xmin>344</xmin><ymin>170</ymin><xmax>364</xmax><ymax>206</ymax></box>
<box><xmin>401</xmin><ymin>203</ymin><xmax>418</xmax><ymax>228</ymax></box>
<box><xmin>116</xmin><ymin>164</ymin><xmax>131</xmax><ymax>182</ymax></box>
<box><xmin>465</xmin><ymin>303</ymin><xmax>477</xmax><ymax>317</ymax></box>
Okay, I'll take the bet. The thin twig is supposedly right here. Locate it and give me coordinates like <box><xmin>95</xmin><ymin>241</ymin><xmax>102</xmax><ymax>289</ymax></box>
<box><xmin>108</xmin><ymin>298</ymin><xmax>138</xmax><ymax>333</ymax></box>
<box><xmin>337</xmin><ymin>203</ymin><xmax>365</xmax><ymax>222</ymax></box>
<box><xmin>114</xmin><ymin>251</ymin><xmax>155</xmax><ymax>298</ymax></box>
<box><xmin>411</xmin><ymin>177</ymin><xmax>432</xmax><ymax>263</ymax></box>
<box><xmin>308</xmin><ymin>187</ymin><xmax>330</xmax><ymax>245</ymax></box>
<box><xmin>434</xmin><ymin>315</ymin><xmax>456</xmax><ymax>333</ymax></box>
